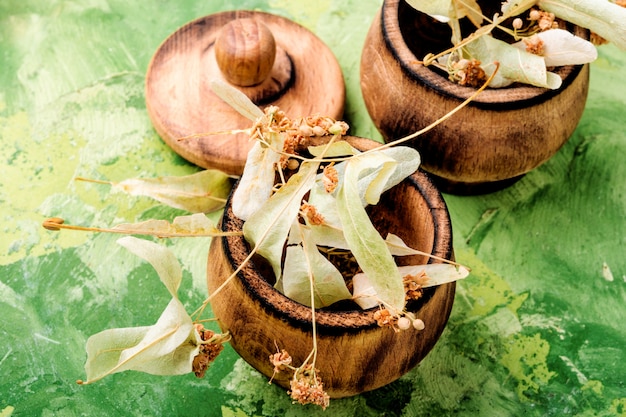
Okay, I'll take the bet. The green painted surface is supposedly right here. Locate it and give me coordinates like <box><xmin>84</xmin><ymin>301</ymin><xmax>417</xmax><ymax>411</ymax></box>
<box><xmin>1</xmin><ymin>1</ymin><xmax>625</xmax><ymax>416</ymax></box>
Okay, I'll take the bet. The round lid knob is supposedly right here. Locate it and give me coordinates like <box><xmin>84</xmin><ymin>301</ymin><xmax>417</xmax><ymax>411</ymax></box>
<box><xmin>215</xmin><ymin>18</ymin><xmax>276</xmax><ymax>87</ymax></box>
<box><xmin>145</xmin><ymin>11</ymin><xmax>345</xmax><ymax>175</ymax></box>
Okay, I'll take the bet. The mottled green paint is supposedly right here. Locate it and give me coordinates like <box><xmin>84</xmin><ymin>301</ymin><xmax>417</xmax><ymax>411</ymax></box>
<box><xmin>2</xmin><ymin>0</ymin><xmax>625</xmax><ymax>416</ymax></box>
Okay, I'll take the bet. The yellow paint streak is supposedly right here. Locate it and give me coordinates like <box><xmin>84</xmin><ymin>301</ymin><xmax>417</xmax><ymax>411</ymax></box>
<box><xmin>500</xmin><ymin>333</ymin><xmax>556</xmax><ymax>400</ymax></box>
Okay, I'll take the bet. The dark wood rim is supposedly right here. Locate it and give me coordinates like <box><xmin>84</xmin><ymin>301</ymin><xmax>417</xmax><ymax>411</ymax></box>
<box><xmin>381</xmin><ymin>0</ymin><xmax>587</xmax><ymax>110</ymax></box>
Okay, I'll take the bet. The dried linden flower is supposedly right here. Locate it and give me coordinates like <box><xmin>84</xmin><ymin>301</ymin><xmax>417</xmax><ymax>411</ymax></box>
<box><xmin>523</xmin><ymin>35</ymin><xmax>545</xmax><ymax>56</ymax></box>
<box><xmin>452</xmin><ymin>59</ymin><xmax>487</xmax><ymax>88</ymax></box>
<box><xmin>322</xmin><ymin>163</ymin><xmax>338</xmax><ymax>193</ymax></box>
<box><xmin>289</xmin><ymin>366</ymin><xmax>330</xmax><ymax>410</ymax></box>
<box><xmin>301</xmin><ymin>202</ymin><xmax>325</xmax><ymax>226</ymax></box>
<box><xmin>192</xmin><ymin>324</ymin><xmax>224</xmax><ymax>378</ymax></box>
<box><xmin>270</xmin><ymin>348</ymin><xmax>292</xmax><ymax>373</ymax></box>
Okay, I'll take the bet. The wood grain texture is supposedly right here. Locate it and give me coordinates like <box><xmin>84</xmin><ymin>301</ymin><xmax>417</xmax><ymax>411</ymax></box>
<box><xmin>360</xmin><ymin>0</ymin><xmax>590</xmax><ymax>194</ymax></box>
<box><xmin>214</xmin><ymin>19</ymin><xmax>277</xmax><ymax>87</ymax></box>
<box><xmin>146</xmin><ymin>10</ymin><xmax>345</xmax><ymax>175</ymax></box>
<box><xmin>206</xmin><ymin>136</ymin><xmax>456</xmax><ymax>398</ymax></box>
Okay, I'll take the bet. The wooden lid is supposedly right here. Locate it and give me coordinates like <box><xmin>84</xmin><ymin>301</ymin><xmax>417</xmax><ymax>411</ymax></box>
<box><xmin>146</xmin><ymin>11</ymin><xmax>345</xmax><ymax>175</ymax></box>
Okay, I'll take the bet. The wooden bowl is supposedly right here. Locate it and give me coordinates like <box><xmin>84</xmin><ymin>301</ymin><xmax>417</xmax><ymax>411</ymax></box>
<box><xmin>360</xmin><ymin>0</ymin><xmax>590</xmax><ymax>194</ymax></box>
<box><xmin>206</xmin><ymin>137</ymin><xmax>456</xmax><ymax>398</ymax></box>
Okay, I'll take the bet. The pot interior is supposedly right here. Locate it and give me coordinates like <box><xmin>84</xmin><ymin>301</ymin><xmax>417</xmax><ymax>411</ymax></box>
<box><xmin>218</xmin><ymin>137</ymin><xmax>453</xmax><ymax>330</ymax></box>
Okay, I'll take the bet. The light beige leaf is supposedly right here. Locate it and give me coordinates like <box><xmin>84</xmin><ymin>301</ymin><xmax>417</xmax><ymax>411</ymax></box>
<box><xmin>513</xmin><ymin>29</ymin><xmax>597</xmax><ymax>67</ymax></box>
<box><xmin>358</xmin><ymin>147</ymin><xmax>420</xmax><ymax>205</ymax></box>
<box><xmin>232</xmin><ymin>132</ymin><xmax>285</xmax><ymax>221</ymax></box>
<box><xmin>82</xmin><ymin>240</ymin><xmax>201</xmax><ymax>384</ymax></box>
<box><xmin>243</xmin><ymin>160</ymin><xmax>320</xmax><ymax>282</ymax></box>
<box><xmin>397</xmin><ymin>264</ymin><xmax>470</xmax><ymax>287</ymax></box>
<box><xmin>539</xmin><ymin>0</ymin><xmax>626</xmax><ymax>50</ymax></box>
<box><xmin>110</xmin><ymin>214</ymin><xmax>219</xmax><ymax>237</ymax></box>
<box><xmin>500</xmin><ymin>0</ymin><xmax>535</xmax><ymax>16</ymax></box>
<box><xmin>282</xmin><ymin>222</ymin><xmax>352</xmax><ymax>307</ymax></box>
<box><xmin>114</xmin><ymin>170</ymin><xmax>231</xmax><ymax>214</ymax></box>
<box><xmin>456</xmin><ymin>0</ymin><xmax>484</xmax><ymax>27</ymax></box>
<box><xmin>405</xmin><ymin>0</ymin><xmax>452</xmax><ymax>19</ymax></box>
<box><xmin>351</xmin><ymin>264</ymin><xmax>469</xmax><ymax>310</ymax></box>
<box><xmin>117</xmin><ymin>236</ymin><xmax>182</xmax><ymax>298</ymax></box>
<box><xmin>307</xmin><ymin>141</ymin><xmax>357</xmax><ymax>158</ymax></box>
<box><xmin>83</xmin><ymin>298</ymin><xmax>199</xmax><ymax>383</ymax></box>
<box><xmin>385</xmin><ymin>233</ymin><xmax>425</xmax><ymax>256</ymax></box>
<box><xmin>307</xmin><ymin>187</ymin><xmax>349</xmax><ymax>250</ymax></box>
<box><xmin>467</xmin><ymin>35</ymin><xmax>561</xmax><ymax>89</ymax></box>
<box><xmin>210</xmin><ymin>79</ymin><xmax>264</xmax><ymax>121</ymax></box>
<box><xmin>307</xmin><ymin>146</ymin><xmax>420</xmax><ymax>251</ymax></box>
<box><xmin>337</xmin><ymin>152</ymin><xmax>405</xmax><ymax>313</ymax></box>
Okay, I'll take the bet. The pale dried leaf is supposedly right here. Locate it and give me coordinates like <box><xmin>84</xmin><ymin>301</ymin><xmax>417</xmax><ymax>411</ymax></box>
<box><xmin>398</xmin><ymin>264</ymin><xmax>470</xmax><ymax>287</ymax></box>
<box><xmin>83</xmin><ymin>298</ymin><xmax>199</xmax><ymax>382</ymax></box>
<box><xmin>117</xmin><ymin>236</ymin><xmax>182</xmax><ymax>298</ymax></box>
<box><xmin>467</xmin><ymin>35</ymin><xmax>562</xmax><ymax>89</ymax></box>
<box><xmin>456</xmin><ymin>0</ymin><xmax>483</xmax><ymax>26</ymax></box>
<box><xmin>385</xmin><ymin>233</ymin><xmax>424</xmax><ymax>256</ymax></box>
<box><xmin>282</xmin><ymin>222</ymin><xmax>352</xmax><ymax>307</ymax></box>
<box><xmin>110</xmin><ymin>214</ymin><xmax>219</xmax><ymax>237</ymax></box>
<box><xmin>405</xmin><ymin>0</ymin><xmax>452</xmax><ymax>19</ymax></box>
<box><xmin>351</xmin><ymin>264</ymin><xmax>469</xmax><ymax>310</ymax></box>
<box><xmin>307</xmin><ymin>187</ymin><xmax>349</xmax><ymax>250</ymax></box>
<box><xmin>539</xmin><ymin>0</ymin><xmax>626</xmax><ymax>50</ymax></box>
<box><xmin>210</xmin><ymin>79</ymin><xmax>264</xmax><ymax>121</ymax></box>
<box><xmin>501</xmin><ymin>0</ymin><xmax>534</xmax><ymax>16</ymax></box>
<box><xmin>82</xmin><ymin>240</ymin><xmax>200</xmax><ymax>383</ymax></box>
<box><xmin>513</xmin><ymin>29</ymin><xmax>597</xmax><ymax>66</ymax></box>
<box><xmin>232</xmin><ymin>133</ymin><xmax>285</xmax><ymax>221</ymax></box>
<box><xmin>243</xmin><ymin>160</ymin><xmax>320</xmax><ymax>282</ymax></box>
<box><xmin>358</xmin><ymin>147</ymin><xmax>420</xmax><ymax>205</ymax></box>
<box><xmin>114</xmin><ymin>170</ymin><xmax>231</xmax><ymax>213</ymax></box>
<box><xmin>337</xmin><ymin>152</ymin><xmax>405</xmax><ymax>313</ymax></box>
<box><xmin>307</xmin><ymin>141</ymin><xmax>357</xmax><ymax>158</ymax></box>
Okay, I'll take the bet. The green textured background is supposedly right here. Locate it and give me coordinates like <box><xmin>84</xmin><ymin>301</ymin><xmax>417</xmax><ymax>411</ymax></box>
<box><xmin>1</xmin><ymin>1</ymin><xmax>625</xmax><ymax>416</ymax></box>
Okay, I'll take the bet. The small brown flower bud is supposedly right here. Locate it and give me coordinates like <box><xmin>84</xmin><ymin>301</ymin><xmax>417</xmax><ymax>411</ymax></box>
<box><xmin>312</xmin><ymin>126</ymin><xmax>326</xmax><ymax>136</ymax></box>
<box><xmin>43</xmin><ymin>217</ymin><xmax>65</xmax><ymax>231</ymax></box>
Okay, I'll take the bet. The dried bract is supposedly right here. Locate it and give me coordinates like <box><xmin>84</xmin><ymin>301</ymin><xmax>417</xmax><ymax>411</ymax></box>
<box><xmin>192</xmin><ymin>324</ymin><xmax>224</xmax><ymax>378</ymax></box>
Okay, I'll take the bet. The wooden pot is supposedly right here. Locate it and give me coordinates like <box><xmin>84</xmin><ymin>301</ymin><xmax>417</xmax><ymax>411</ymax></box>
<box><xmin>360</xmin><ymin>0</ymin><xmax>590</xmax><ymax>194</ymax></box>
<box><xmin>206</xmin><ymin>137</ymin><xmax>456</xmax><ymax>398</ymax></box>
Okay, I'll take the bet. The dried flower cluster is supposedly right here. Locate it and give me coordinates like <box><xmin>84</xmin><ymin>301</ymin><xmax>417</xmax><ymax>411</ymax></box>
<box><xmin>301</xmin><ymin>201</ymin><xmax>325</xmax><ymax>226</ymax></box>
<box><xmin>270</xmin><ymin>347</ymin><xmax>293</xmax><ymax>376</ymax></box>
<box><xmin>523</xmin><ymin>36</ymin><xmax>545</xmax><ymax>56</ymax></box>
<box><xmin>289</xmin><ymin>365</ymin><xmax>330</xmax><ymax>410</ymax></box>
<box><xmin>268</xmin><ymin>348</ymin><xmax>330</xmax><ymax>409</ymax></box>
<box><xmin>403</xmin><ymin>271</ymin><xmax>430</xmax><ymax>301</ymax></box>
<box><xmin>374</xmin><ymin>307</ymin><xmax>427</xmax><ymax>333</ymax></box>
<box><xmin>451</xmin><ymin>59</ymin><xmax>487</xmax><ymax>88</ymax></box>
<box><xmin>249</xmin><ymin>105</ymin><xmax>349</xmax><ymax>169</ymax></box>
<box><xmin>192</xmin><ymin>324</ymin><xmax>225</xmax><ymax>378</ymax></box>
<box><xmin>528</xmin><ymin>8</ymin><xmax>558</xmax><ymax>32</ymax></box>
<box><xmin>322</xmin><ymin>163</ymin><xmax>338</xmax><ymax>193</ymax></box>
<box><xmin>374</xmin><ymin>308</ymin><xmax>399</xmax><ymax>329</ymax></box>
